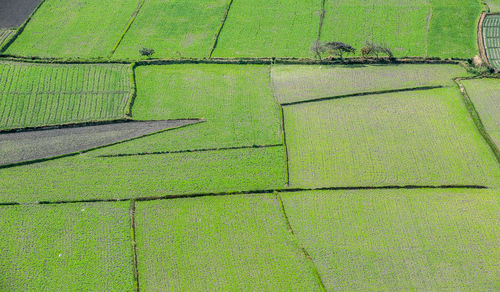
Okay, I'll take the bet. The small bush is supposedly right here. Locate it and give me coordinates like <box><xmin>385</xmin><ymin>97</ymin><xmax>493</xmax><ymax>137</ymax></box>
<box><xmin>139</xmin><ymin>48</ymin><xmax>155</xmax><ymax>58</ymax></box>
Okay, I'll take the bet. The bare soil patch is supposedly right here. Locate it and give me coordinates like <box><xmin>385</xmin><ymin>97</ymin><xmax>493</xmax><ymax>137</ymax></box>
<box><xmin>0</xmin><ymin>0</ymin><xmax>42</xmax><ymax>28</ymax></box>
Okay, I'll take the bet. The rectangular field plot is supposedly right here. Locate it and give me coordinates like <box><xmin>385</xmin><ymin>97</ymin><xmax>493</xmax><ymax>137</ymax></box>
<box><xmin>281</xmin><ymin>189</ymin><xmax>500</xmax><ymax>290</ymax></box>
<box><xmin>283</xmin><ymin>88</ymin><xmax>500</xmax><ymax>188</ymax></box>
<box><xmin>4</xmin><ymin>0</ymin><xmax>139</xmax><ymax>58</ymax></box>
<box><xmin>92</xmin><ymin>64</ymin><xmax>281</xmax><ymax>156</ymax></box>
<box><xmin>135</xmin><ymin>194</ymin><xmax>322</xmax><ymax>291</ymax></box>
<box><xmin>0</xmin><ymin>202</ymin><xmax>134</xmax><ymax>291</ymax></box>
<box><xmin>271</xmin><ymin>64</ymin><xmax>468</xmax><ymax>104</ymax></box>
<box><xmin>112</xmin><ymin>0</ymin><xmax>228</xmax><ymax>59</ymax></box>
<box><xmin>0</xmin><ymin>61</ymin><xmax>130</xmax><ymax>130</ymax></box>
<box><xmin>212</xmin><ymin>0</ymin><xmax>321</xmax><ymax>57</ymax></box>
<box><xmin>0</xmin><ymin>146</ymin><xmax>286</xmax><ymax>203</ymax></box>
<box><xmin>483</xmin><ymin>14</ymin><xmax>500</xmax><ymax>69</ymax></box>
<box><xmin>461</xmin><ymin>78</ymin><xmax>500</xmax><ymax>149</ymax></box>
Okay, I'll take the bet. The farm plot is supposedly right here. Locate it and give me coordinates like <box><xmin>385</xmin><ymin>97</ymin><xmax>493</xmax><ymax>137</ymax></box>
<box><xmin>212</xmin><ymin>0</ymin><xmax>321</xmax><ymax>57</ymax></box>
<box><xmin>0</xmin><ymin>0</ymin><xmax>42</xmax><ymax>28</ymax></box>
<box><xmin>0</xmin><ymin>146</ymin><xmax>286</xmax><ymax>203</ymax></box>
<box><xmin>135</xmin><ymin>194</ymin><xmax>322</xmax><ymax>291</ymax></box>
<box><xmin>271</xmin><ymin>64</ymin><xmax>468</xmax><ymax>104</ymax></box>
<box><xmin>112</xmin><ymin>0</ymin><xmax>229</xmax><ymax>59</ymax></box>
<box><xmin>283</xmin><ymin>87</ymin><xmax>500</xmax><ymax>188</ymax></box>
<box><xmin>4</xmin><ymin>0</ymin><xmax>139</xmax><ymax>58</ymax></box>
<box><xmin>280</xmin><ymin>189</ymin><xmax>500</xmax><ymax>290</ymax></box>
<box><xmin>92</xmin><ymin>64</ymin><xmax>281</xmax><ymax>156</ymax></box>
<box><xmin>0</xmin><ymin>29</ymin><xmax>15</xmax><ymax>47</ymax></box>
<box><xmin>483</xmin><ymin>14</ymin><xmax>500</xmax><ymax>68</ymax></box>
<box><xmin>320</xmin><ymin>0</ymin><xmax>480</xmax><ymax>58</ymax></box>
<box><xmin>461</xmin><ymin>78</ymin><xmax>500</xmax><ymax>149</ymax></box>
<box><xmin>485</xmin><ymin>1</ymin><xmax>500</xmax><ymax>12</ymax></box>
<box><xmin>0</xmin><ymin>202</ymin><xmax>134</xmax><ymax>291</ymax></box>
<box><xmin>0</xmin><ymin>61</ymin><xmax>130</xmax><ymax>130</ymax></box>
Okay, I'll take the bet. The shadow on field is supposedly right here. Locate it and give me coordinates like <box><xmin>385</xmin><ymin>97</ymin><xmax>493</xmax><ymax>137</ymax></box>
<box><xmin>0</xmin><ymin>119</ymin><xmax>202</xmax><ymax>166</ymax></box>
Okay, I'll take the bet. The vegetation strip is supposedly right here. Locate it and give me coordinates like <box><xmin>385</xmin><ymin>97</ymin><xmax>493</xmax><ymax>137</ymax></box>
<box><xmin>454</xmin><ymin>78</ymin><xmax>500</xmax><ymax>163</ymax></box>
<box><xmin>0</xmin><ymin>185</ymin><xmax>487</xmax><ymax>207</ymax></box>
<box><xmin>316</xmin><ymin>0</ymin><xmax>326</xmax><ymax>44</ymax></box>
<box><xmin>281</xmin><ymin>85</ymin><xmax>446</xmax><ymax>106</ymax></box>
<box><xmin>129</xmin><ymin>200</ymin><xmax>140</xmax><ymax>292</ymax></box>
<box><xmin>275</xmin><ymin>193</ymin><xmax>326</xmax><ymax>291</ymax></box>
<box><xmin>208</xmin><ymin>0</ymin><xmax>235</xmax><ymax>58</ymax></box>
<box><xmin>110</xmin><ymin>0</ymin><xmax>146</xmax><ymax>58</ymax></box>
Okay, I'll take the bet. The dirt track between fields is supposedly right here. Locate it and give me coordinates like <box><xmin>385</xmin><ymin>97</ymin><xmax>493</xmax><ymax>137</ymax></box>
<box><xmin>0</xmin><ymin>0</ymin><xmax>42</xmax><ymax>28</ymax></box>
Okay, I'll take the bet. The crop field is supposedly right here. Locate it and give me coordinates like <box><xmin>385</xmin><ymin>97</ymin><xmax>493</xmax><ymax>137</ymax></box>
<box><xmin>271</xmin><ymin>64</ymin><xmax>468</xmax><ymax>104</ymax></box>
<box><xmin>0</xmin><ymin>29</ymin><xmax>15</xmax><ymax>47</ymax></box>
<box><xmin>280</xmin><ymin>189</ymin><xmax>500</xmax><ymax>290</ymax></box>
<box><xmin>483</xmin><ymin>14</ymin><xmax>500</xmax><ymax>68</ymax></box>
<box><xmin>135</xmin><ymin>194</ymin><xmax>323</xmax><ymax>290</ymax></box>
<box><xmin>212</xmin><ymin>0</ymin><xmax>321</xmax><ymax>57</ymax></box>
<box><xmin>93</xmin><ymin>64</ymin><xmax>282</xmax><ymax>156</ymax></box>
<box><xmin>485</xmin><ymin>0</ymin><xmax>500</xmax><ymax>12</ymax></box>
<box><xmin>0</xmin><ymin>146</ymin><xmax>286</xmax><ymax>203</ymax></box>
<box><xmin>4</xmin><ymin>0</ymin><xmax>139</xmax><ymax>58</ymax></box>
<box><xmin>461</xmin><ymin>78</ymin><xmax>500</xmax><ymax>149</ymax></box>
<box><xmin>0</xmin><ymin>202</ymin><xmax>134</xmax><ymax>291</ymax></box>
<box><xmin>284</xmin><ymin>87</ymin><xmax>500</xmax><ymax>188</ymax></box>
<box><xmin>112</xmin><ymin>0</ymin><xmax>229</xmax><ymax>59</ymax></box>
<box><xmin>0</xmin><ymin>61</ymin><xmax>130</xmax><ymax>130</ymax></box>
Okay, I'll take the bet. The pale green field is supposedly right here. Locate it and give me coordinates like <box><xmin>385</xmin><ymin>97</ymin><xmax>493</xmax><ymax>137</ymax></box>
<box><xmin>485</xmin><ymin>0</ymin><xmax>500</xmax><ymax>11</ymax></box>
<box><xmin>462</xmin><ymin>78</ymin><xmax>500</xmax><ymax>149</ymax></box>
<box><xmin>271</xmin><ymin>64</ymin><xmax>468</xmax><ymax>104</ymax></box>
<box><xmin>92</xmin><ymin>64</ymin><xmax>281</xmax><ymax>156</ymax></box>
<box><xmin>212</xmin><ymin>0</ymin><xmax>321</xmax><ymax>57</ymax></box>
<box><xmin>284</xmin><ymin>88</ymin><xmax>500</xmax><ymax>188</ymax></box>
<box><xmin>112</xmin><ymin>0</ymin><xmax>229</xmax><ymax>59</ymax></box>
<box><xmin>281</xmin><ymin>189</ymin><xmax>500</xmax><ymax>290</ymax></box>
<box><xmin>5</xmin><ymin>0</ymin><xmax>138</xmax><ymax>58</ymax></box>
<box><xmin>135</xmin><ymin>194</ymin><xmax>323</xmax><ymax>290</ymax></box>
<box><xmin>0</xmin><ymin>146</ymin><xmax>286</xmax><ymax>203</ymax></box>
<box><xmin>0</xmin><ymin>61</ymin><xmax>130</xmax><ymax>130</ymax></box>
<box><xmin>0</xmin><ymin>202</ymin><xmax>134</xmax><ymax>291</ymax></box>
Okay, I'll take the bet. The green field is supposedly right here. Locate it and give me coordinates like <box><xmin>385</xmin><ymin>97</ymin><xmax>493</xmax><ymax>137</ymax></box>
<box><xmin>4</xmin><ymin>0</ymin><xmax>139</xmax><ymax>58</ymax></box>
<box><xmin>112</xmin><ymin>0</ymin><xmax>228</xmax><ymax>59</ymax></box>
<box><xmin>0</xmin><ymin>202</ymin><xmax>134</xmax><ymax>291</ymax></box>
<box><xmin>92</xmin><ymin>64</ymin><xmax>281</xmax><ymax>155</ymax></box>
<box><xmin>271</xmin><ymin>64</ymin><xmax>468</xmax><ymax>104</ymax></box>
<box><xmin>485</xmin><ymin>0</ymin><xmax>500</xmax><ymax>11</ymax></box>
<box><xmin>0</xmin><ymin>29</ymin><xmax>14</xmax><ymax>47</ymax></box>
<box><xmin>212</xmin><ymin>0</ymin><xmax>321</xmax><ymax>57</ymax></box>
<box><xmin>284</xmin><ymin>87</ymin><xmax>500</xmax><ymax>188</ymax></box>
<box><xmin>135</xmin><ymin>194</ymin><xmax>323</xmax><ymax>290</ymax></box>
<box><xmin>0</xmin><ymin>146</ymin><xmax>286</xmax><ymax>203</ymax></box>
<box><xmin>0</xmin><ymin>61</ymin><xmax>130</xmax><ymax>130</ymax></box>
<box><xmin>462</xmin><ymin>78</ymin><xmax>500</xmax><ymax>149</ymax></box>
<box><xmin>281</xmin><ymin>189</ymin><xmax>500</xmax><ymax>290</ymax></box>
<box><xmin>321</xmin><ymin>0</ymin><xmax>481</xmax><ymax>58</ymax></box>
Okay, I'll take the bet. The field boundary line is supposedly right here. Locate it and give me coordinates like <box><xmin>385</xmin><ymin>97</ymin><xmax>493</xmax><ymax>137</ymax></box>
<box><xmin>0</xmin><ymin>90</ymin><xmax>129</xmax><ymax>95</ymax></box>
<box><xmin>275</xmin><ymin>192</ymin><xmax>326</xmax><ymax>291</ymax></box>
<box><xmin>109</xmin><ymin>0</ymin><xmax>146</xmax><ymax>58</ymax></box>
<box><xmin>454</xmin><ymin>77</ymin><xmax>500</xmax><ymax>164</ymax></box>
<box><xmin>95</xmin><ymin>143</ymin><xmax>283</xmax><ymax>158</ymax></box>
<box><xmin>0</xmin><ymin>0</ymin><xmax>47</xmax><ymax>52</ymax></box>
<box><xmin>129</xmin><ymin>200</ymin><xmax>140</xmax><ymax>292</ymax></box>
<box><xmin>0</xmin><ymin>118</ymin><xmax>133</xmax><ymax>134</ymax></box>
<box><xmin>281</xmin><ymin>85</ymin><xmax>446</xmax><ymax>106</ymax></box>
<box><xmin>316</xmin><ymin>0</ymin><xmax>326</xmax><ymax>45</ymax></box>
<box><xmin>478</xmin><ymin>13</ymin><xmax>491</xmax><ymax>66</ymax></box>
<box><xmin>425</xmin><ymin>6</ymin><xmax>433</xmax><ymax>57</ymax></box>
<box><xmin>125</xmin><ymin>62</ymin><xmax>138</xmax><ymax>117</ymax></box>
<box><xmin>0</xmin><ymin>185</ymin><xmax>487</xmax><ymax>206</ymax></box>
<box><xmin>208</xmin><ymin>0</ymin><xmax>234</xmax><ymax>58</ymax></box>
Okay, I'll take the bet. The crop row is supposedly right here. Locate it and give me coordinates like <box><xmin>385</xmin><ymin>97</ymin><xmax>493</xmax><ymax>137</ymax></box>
<box><xmin>483</xmin><ymin>14</ymin><xmax>500</xmax><ymax>68</ymax></box>
<box><xmin>0</xmin><ymin>29</ymin><xmax>14</xmax><ymax>46</ymax></box>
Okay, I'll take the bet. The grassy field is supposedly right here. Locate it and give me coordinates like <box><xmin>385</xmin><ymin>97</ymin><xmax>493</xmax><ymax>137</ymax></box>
<box><xmin>271</xmin><ymin>64</ymin><xmax>468</xmax><ymax>104</ymax></box>
<box><xmin>284</xmin><ymin>87</ymin><xmax>500</xmax><ymax>188</ymax></box>
<box><xmin>320</xmin><ymin>0</ymin><xmax>481</xmax><ymax>58</ymax></box>
<box><xmin>462</xmin><ymin>78</ymin><xmax>500</xmax><ymax>149</ymax></box>
<box><xmin>485</xmin><ymin>0</ymin><xmax>500</xmax><ymax>11</ymax></box>
<box><xmin>112</xmin><ymin>0</ymin><xmax>229</xmax><ymax>59</ymax></box>
<box><xmin>0</xmin><ymin>29</ymin><xmax>14</xmax><ymax>47</ymax></box>
<box><xmin>0</xmin><ymin>202</ymin><xmax>134</xmax><ymax>291</ymax></box>
<box><xmin>92</xmin><ymin>64</ymin><xmax>281</xmax><ymax>155</ymax></box>
<box><xmin>281</xmin><ymin>189</ymin><xmax>500</xmax><ymax>290</ymax></box>
<box><xmin>135</xmin><ymin>194</ymin><xmax>323</xmax><ymax>290</ymax></box>
<box><xmin>0</xmin><ymin>146</ymin><xmax>286</xmax><ymax>203</ymax></box>
<box><xmin>0</xmin><ymin>61</ymin><xmax>130</xmax><ymax>130</ymax></box>
<box><xmin>483</xmin><ymin>15</ymin><xmax>500</xmax><ymax>68</ymax></box>
<box><xmin>212</xmin><ymin>0</ymin><xmax>321</xmax><ymax>57</ymax></box>
<box><xmin>4</xmin><ymin>0</ymin><xmax>139</xmax><ymax>58</ymax></box>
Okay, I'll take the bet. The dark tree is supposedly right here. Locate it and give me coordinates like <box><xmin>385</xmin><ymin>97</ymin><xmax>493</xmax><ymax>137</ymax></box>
<box><xmin>311</xmin><ymin>41</ymin><xmax>327</xmax><ymax>60</ymax></box>
<box><xmin>139</xmin><ymin>47</ymin><xmax>155</xmax><ymax>58</ymax></box>
<box><xmin>363</xmin><ymin>41</ymin><xmax>393</xmax><ymax>59</ymax></box>
<box><xmin>323</xmin><ymin>42</ymin><xmax>356</xmax><ymax>61</ymax></box>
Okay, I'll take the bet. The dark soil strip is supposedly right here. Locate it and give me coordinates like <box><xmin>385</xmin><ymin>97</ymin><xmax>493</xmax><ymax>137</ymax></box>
<box><xmin>0</xmin><ymin>118</ymin><xmax>133</xmax><ymax>134</ymax></box>
<box><xmin>208</xmin><ymin>0</ymin><xmax>235</xmax><ymax>58</ymax></box>
<box><xmin>281</xmin><ymin>85</ymin><xmax>446</xmax><ymax>106</ymax></box>
<box><xmin>281</xmin><ymin>107</ymin><xmax>291</xmax><ymax>186</ymax></box>
<box><xmin>95</xmin><ymin>143</ymin><xmax>283</xmax><ymax>158</ymax></box>
<box><xmin>0</xmin><ymin>119</ymin><xmax>204</xmax><ymax>168</ymax></box>
<box><xmin>0</xmin><ymin>185</ymin><xmax>487</xmax><ymax>206</ymax></box>
<box><xmin>129</xmin><ymin>200</ymin><xmax>140</xmax><ymax>292</ymax></box>
<box><xmin>454</xmin><ymin>78</ymin><xmax>500</xmax><ymax>163</ymax></box>
<box><xmin>110</xmin><ymin>0</ymin><xmax>146</xmax><ymax>58</ymax></box>
<box><xmin>275</xmin><ymin>193</ymin><xmax>326</xmax><ymax>291</ymax></box>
